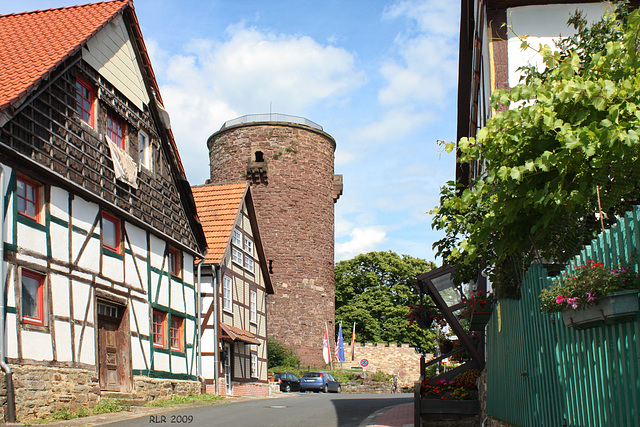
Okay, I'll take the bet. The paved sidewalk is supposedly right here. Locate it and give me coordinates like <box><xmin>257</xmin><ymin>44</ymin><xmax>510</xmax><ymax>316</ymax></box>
<box><xmin>368</xmin><ymin>402</ymin><xmax>414</xmax><ymax>427</ymax></box>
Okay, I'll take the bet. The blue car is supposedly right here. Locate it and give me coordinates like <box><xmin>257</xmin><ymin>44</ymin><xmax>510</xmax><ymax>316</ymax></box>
<box><xmin>299</xmin><ymin>371</ymin><xmax>341</xmax><ymax>393</ymax></box>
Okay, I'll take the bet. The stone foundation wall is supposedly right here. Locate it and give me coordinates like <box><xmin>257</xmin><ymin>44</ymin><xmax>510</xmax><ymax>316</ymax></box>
<box><xmin>0</xmin><ymin>365</ymin><xmax>203</xmax><ymax>422</ymax></box>
<box><xmin>133</xmin><ymin>376</ymin><xmax>202</xmax><ymax>402</ymax></box>
<box><xmin>5</xmin><ymin>365</ymin><xmax>101</xmax><ymax>421</ymax></box>
<box><xmin>344</xmin><ymin>343</ymin><xmax>427</xmax><ymax>388</ymax></box>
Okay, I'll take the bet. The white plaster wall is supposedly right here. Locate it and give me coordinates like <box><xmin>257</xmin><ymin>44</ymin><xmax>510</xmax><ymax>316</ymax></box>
<box><xmin>72</xmin><ymin>281</ymin><xmax>92</xmax><ymax>321</ymax></box>
<box><xmin>507</xmin><ymin>3</ymin><xmax>609</xmax><ymax>87</ymax></box>
<box><xmin>131</xmin><ymin>299</ymin><xmax>149</xmax><ymax>337</ymax></box>
<box><xmin>5</xmin><ymin>312</ymin><xmax>17</xmax><ymax>358</ymax></box>
<box><xmin>50</xmin><ymin>274</ymin><xmax>70</xmax><ymax>317</ymax></box>
<box><xmin>83</xmin><ymin>15</ymin><xmax>150</xmax><ymax>111</ymax></box>
<box><xmin>125</xmin><ymin>223</ymin><xmax>147</xmax><ymax>257</ymax></box>
<box><xmin>132</xmin><ymin>336</ymin><xmax>149</xmax><ymax>371</ymax></box>
<box><xmin>16</xmin><ymin>222</ymin><xmax>47</xmax><ymax>255</ymax></box>
<box><xmin>154</xmin><ymin>351</ymin><xmax>170</xmax><ymax>371</ymax></box>
<box><xmin>50</xmin><ymin>222</ymin><xmax>69</xmax><ymax>263</ymax></box>
<box><xmin>71</xmin><ymin>197</ymin><xmax>98</xmax><ymax>234</ymax></box>
<box><xmin>55</xmin><ymin>320</ymin><xmax>73</xmax><ymax>361</ymax></box>
<box><xmin>153</xmin><ymin>272</ymin><xmax>170</xmax><ymax>307</ymax></box>
<box><xmin>103</xmin><ymin>254</ymin><xmax>124</xmax><ymax>282</ymax></box>
<box><xmin>15</xmin><ymin>252</ymin><xmax>46</xmax><ymax>269</ymax></box>
<box><xmin>49</xmin><ymin>186</ymin><xmax>69</xmax><ymax>222</ymax></box>
<box><xmin>183</xmin><ymin>253</ymin><xmax>195</xmax><ymax>287</ymax></box>
<box><xmin>184</xmin><ymin>286</ymin><xmax>195</xmax><ymax>318</ymax></box>
<box><xmin>185</xmin><ymin>318</ymin><xmax>194</xmax><ymax>347</ymax></box>
<box><xmin>22</xmin><ymin>330</ymin><xmax>53</xmax><ymax>361</ymax></box>
<box><xmin>72</xmin><ymin>231</ymin><xmax>100</xmax><ymax>273</ymax></box>
<box><xmin>149</xmin><ymin>234</ymin><xmax>165</xmax><ymax>269</ymax></box>
<box><xmin>202</xmin><ymin>355</ymin><xmax>215</xmax><ymax>379</ymax></box>
<box><xmin>171</xmin><ymin>354</ymin><xmax>187</xmax><ymax>374</ymax></box>
<box><xmin>75</xmin><ymin>324</ymin><xmax>95</xmax><ymax>365</ymax></box>
<box><xmin>170</xmin><ymin>279</ymin><xmax>185</xmax><ymax>312</ymax></box>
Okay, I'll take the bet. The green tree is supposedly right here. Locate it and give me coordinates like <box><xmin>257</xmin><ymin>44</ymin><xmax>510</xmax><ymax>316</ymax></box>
<box><xmin>432</xmin><ymin>6</ymin><xmax>640</xmax><ymax>297</ymax></box>
<box><xmin>334</xmin><ymin>251</ymin><xmax>437</xmax><ymax>353</ymax></box>
<box><xmin>267</xmin><ymin>337</ymin><xmax>299</xmax><ymax>368</ymax></box>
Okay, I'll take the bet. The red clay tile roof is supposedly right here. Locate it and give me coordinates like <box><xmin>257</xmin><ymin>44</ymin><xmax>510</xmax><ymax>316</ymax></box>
<box><xmin>0</xmin><ymin>0</ymin><xmax>130</xmax><ymax>111</ymax></box>
<box><xmin>192</xmin><ymin>182</ymin><xmax>248</xmax><ymax>264</ymax></box>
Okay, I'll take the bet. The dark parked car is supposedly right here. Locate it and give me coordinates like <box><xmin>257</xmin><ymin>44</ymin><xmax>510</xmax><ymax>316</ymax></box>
<box><xmin>275</xmin><ymin>372</ymin><xmax>300</xmax><ymax>392</ymax></box>
<box><xmin>299</xmin><ymin>371</ymin><xmax>341</xmax><ymax>393</ymax></box>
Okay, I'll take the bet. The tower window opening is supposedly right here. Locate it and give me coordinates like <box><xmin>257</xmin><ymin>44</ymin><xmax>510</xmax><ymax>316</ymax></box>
<box><xmin>255</xmin><ymin>151</ymin><xmax>264</xmax><ymax>162</ymax></box>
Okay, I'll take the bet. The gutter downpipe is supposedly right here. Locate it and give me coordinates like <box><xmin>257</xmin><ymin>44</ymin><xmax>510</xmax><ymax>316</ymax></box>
<box><xmin>213</xmin><ymin>265</ymin><xmax>221</xmax><ymax>395</ymax></box>
<box><xmin>0</xmin><ymin>168</ymin><xmax>16</xmax><ymax>423</ymax></box>
<box><xmin>196</xmin><ymin>252</ymin><xmax>207</xmax><ymax>393</ymax></box>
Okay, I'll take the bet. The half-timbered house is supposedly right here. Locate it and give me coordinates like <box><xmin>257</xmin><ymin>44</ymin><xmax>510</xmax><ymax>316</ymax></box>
<box><xmin>0</xmin><ymin>1</ymin><xmax>206</xmax><ymax>421</ymax></box>
<box><xmin>192</xmin><ymin>182</ymin><xmax>273</xmax><ymax>396</ymax></box>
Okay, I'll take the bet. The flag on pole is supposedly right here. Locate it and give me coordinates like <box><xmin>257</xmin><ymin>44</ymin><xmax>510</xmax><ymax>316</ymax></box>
<box><xmin>335</xmin><ymin>322</ymin><xmax>345</xmax><ymax>363</ymax></box>
<box><xmin>322</xmin><ymin>322</ymin><xmax>332</xmax><ymax>364</ymax></box>
<box><xmin>350</xmin><ymin>322</ymin><xmax>356</xmax><ymax>361</ymax></box>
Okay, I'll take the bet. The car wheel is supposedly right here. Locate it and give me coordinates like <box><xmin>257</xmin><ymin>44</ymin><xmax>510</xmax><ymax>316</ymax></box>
<box><xmin>323</xmin><ymin>384</ymin><xmax>328</xmax><ymax>393</ymax></box>
<box><xmin>284</xmin><ymin>384</ymin><xmax>291</xmax><ymax>393</ymax></box>
<box><xmin>336</xmin><ymin>385</ymin><xmax>341</xmax><ymax>393</ymax></box>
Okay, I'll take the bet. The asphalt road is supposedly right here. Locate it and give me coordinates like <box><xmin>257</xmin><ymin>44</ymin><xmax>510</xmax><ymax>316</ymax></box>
<box><xmin>100</xmin><ymin>393</ymin><xmax>412</xmax><ymax>427</ymax></box>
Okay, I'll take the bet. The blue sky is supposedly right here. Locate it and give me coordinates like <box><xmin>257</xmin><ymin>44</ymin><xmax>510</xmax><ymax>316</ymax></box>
<box><xmin>1</xmin><ymin>0</ymin><xmax>460</xmax><ymax>263</ymax></box>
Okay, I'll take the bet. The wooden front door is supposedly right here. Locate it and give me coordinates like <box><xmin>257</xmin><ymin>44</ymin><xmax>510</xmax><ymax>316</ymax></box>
<box><xmin>97</xmin><ymin>300</ymin><xmax>131</xmax><ymax>392</ymax></box>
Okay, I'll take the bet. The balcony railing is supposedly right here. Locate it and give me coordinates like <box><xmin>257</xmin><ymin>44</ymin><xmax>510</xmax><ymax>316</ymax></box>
<box><xmin>221</xmin><ymin>113</ymin><xmax>323</xmax><ymax>131</ymax></box>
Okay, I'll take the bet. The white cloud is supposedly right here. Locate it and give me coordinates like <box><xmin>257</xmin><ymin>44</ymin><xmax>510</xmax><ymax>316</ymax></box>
<box><xmin>335</xmin><ymin>227</ymin><xmax>388</xmax><ymax>261</ymax></box>
<box><xmin>383</xmin><ymin>0</ymin><xmax>460</xmax><ymax>38</ymax></box>
<box><xmin>148</xmin><ymin>24</ymin><xmax>366</xmax><ymax>184</ymax></box>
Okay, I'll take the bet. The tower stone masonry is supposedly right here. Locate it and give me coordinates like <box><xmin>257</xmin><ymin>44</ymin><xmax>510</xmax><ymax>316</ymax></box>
<box><xmin>207</xmin><ymin>114</ymin><xmax>343</xmax><ymax>366</ymax></box>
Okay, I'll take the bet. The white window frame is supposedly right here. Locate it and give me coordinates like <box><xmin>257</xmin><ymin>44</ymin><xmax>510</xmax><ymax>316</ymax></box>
<box><xmin>139</xmin><ymin>129</ymin><xmax>152</xmax><ymax>171</ymax></box>
<box><xmin>244</xmin><ymin>255</ymin><xmax>255</xmax><ymax>273</ymax></box>
<box><xmin>223</xmin><ymin>275</ymin><xmax>233</xmax><ymax>312</ymax></box>
<box><xmin>251</xmin><ymin>353</ymin><xmax>258</xmax><ymax>378</ymax></box>
<box><xmin>243</xmin><ymin>236</ymin><xmax>254</xmax><ymax>255</ymax></box>
<box><xmin>232</xmin><ymin>228</ymin><xmax>242</xmax><ymax>246</ymax></box>
<box><xmin>250</xmin><ymin>290</ymin><xmax>257</xmax><ymax>324</ymax></box>
<box><xmin>232</xmin><ymin>247</ymin><xmax>243</xmax><ymax>266</ymax></box>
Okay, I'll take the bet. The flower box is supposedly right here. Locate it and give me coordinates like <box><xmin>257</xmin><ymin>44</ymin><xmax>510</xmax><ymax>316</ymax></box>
<box><xmin>561</xmin><ymin>289</ymin><xmax>639</xmax><ymax>330</ymax></box>
<box><xmin>469</xmin><ymin>298</ymin><xmax>493</xmax><ymax>331</ymax></box>
<box><xmin>421</xmin><ymin>398</ymin><xmax>479</xmax><ymax>415</ymax></box>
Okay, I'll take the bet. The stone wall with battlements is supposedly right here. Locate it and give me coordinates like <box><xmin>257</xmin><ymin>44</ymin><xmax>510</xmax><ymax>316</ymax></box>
<box><xmin>343</xmin><ymin>343</ymin><xmax>429</xmax><ymax>389</ymax></box>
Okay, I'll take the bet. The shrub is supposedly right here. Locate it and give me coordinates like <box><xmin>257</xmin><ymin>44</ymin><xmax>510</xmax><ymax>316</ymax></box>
<box><xmin>267</xmin><ymin>338</ymin><xmax>299</xmax><ymax>368</ymax></box>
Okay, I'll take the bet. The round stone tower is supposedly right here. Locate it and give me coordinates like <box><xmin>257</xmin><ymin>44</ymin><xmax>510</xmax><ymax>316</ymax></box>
<box><xmin>207</xmin><ymin>114</ymin><xmax>343</xmax><ymax>366</ymax></box>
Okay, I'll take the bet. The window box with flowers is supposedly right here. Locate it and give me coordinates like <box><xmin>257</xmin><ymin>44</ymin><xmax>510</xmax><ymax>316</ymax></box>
<box><xmin>539</xmin><ymin>260</ymin><xmax>640</xmax><ymax>330</ymax></box>
<box><xmin>459</xmin><ymin>291</ymin><xmax>494</xmax><ymax>331</ymax></box>
<box><xmin>420</xmin><ymin>369</ymin><xmax>480</xmax><ymax>416</ymax></box>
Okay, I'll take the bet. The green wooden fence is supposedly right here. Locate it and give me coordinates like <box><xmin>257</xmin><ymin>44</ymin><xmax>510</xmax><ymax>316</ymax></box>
<box><xmin>486</xmin><ymin>206</ymin><xmax>640</xmax><ymax>427</ymax></box>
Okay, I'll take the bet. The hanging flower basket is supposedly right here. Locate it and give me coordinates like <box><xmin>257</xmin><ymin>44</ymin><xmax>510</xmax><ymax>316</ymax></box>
<box><xmin>416</xmin><ymin>314</ymin><xmax>434</xmax><ymax>329</ymax></box>
<box><xmin>561</xmin><ymin>289</ymin><xmax>639</xmax><ymax>330</ymax></box>
<box><xmin>469</xmin><ymin>298</ymin><xmax>494</xmax><ymax>331</ymax></box>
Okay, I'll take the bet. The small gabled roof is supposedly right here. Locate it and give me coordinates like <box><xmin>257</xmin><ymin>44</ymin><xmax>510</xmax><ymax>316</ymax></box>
<box><xmin>0</xmin><ymin>0</ymin><xmax>129</xmax><ymax>111</ymax></box>
<box><xmin>192</xmin><ymin>182</ymin><xmax>273</xmax><ymax>294</ymax></box>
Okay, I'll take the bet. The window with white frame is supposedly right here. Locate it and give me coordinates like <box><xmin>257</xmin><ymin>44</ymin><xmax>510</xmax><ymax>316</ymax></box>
<box><xmin>139</xmin><ymin>130</ymin><xmax>152</xmax><ymax>171</ymax></box>
<box><xmin>232</xmin><ymin>228</ymin><xmax>242</xmax><ymax>246</ymax></box>
<box><xmin>223</xmin><ymin>275</ymin><xmax>233</xmax><ymax>312</ymax></box>
<box><xmin>244</xmin><ymin>255</ymin><xmax>255</xmax><ymax>273</ymax></box>
<box><xmin>232</xmin><ymin>246</ymin><xmax>243</xmax><ymax>266</ymax></box>
<box><xmin>250</xmin><ymin>290</ymin><xmax>257</xmax><ymax>324</ymax></box>
<box><xmin>243</xmin><ymin>236</ymin><xmax>254</xmax><ymax>255</ymax></box>
<box><xmin>251</xmin><ymin>353</ymin><xmax>258</xmax><ymax>378</ymax></box>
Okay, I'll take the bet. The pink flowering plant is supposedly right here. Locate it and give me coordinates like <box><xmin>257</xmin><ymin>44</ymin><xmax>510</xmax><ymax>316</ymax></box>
<box><xmin>539</xmin><ymin>260</ymin><xmax>640</xmax><ymax>314</ymax></box>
